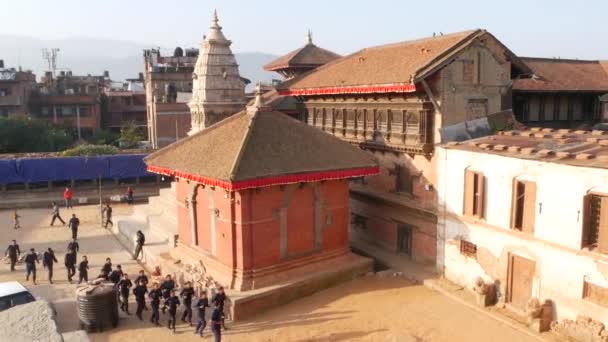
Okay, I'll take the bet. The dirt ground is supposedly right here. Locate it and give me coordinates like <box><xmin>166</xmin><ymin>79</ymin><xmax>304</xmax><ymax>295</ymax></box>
<box><xmin>0</xmin><ymin>205</ymin><xmax>543</xmax><ymax>342</ymax></box>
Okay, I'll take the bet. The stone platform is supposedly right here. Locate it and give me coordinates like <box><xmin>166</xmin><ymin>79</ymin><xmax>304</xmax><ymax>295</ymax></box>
<box><xmin>112</xmin><ymin>182</ymin><xmax>178</xmax><ymax>266</ymax></box>
<box><xmin>156</xmin><ymin>244</ymin><xmax>373</xmax><ymax>321</ymax></box>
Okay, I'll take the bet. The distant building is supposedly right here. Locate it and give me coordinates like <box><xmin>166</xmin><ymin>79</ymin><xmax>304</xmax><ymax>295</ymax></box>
<box><xmin>438</xmin><ymin>128</ymin><xmax>608</xmax><ymax>324</ymax></box>
<box><xmin>187</xmin><ymin>11</ymin><xmax>247</xmax><ymax>136</ymax></box>
<box><xmin>103</xmin><ymin>76</ymin><xmax>147</xmax><ymax>136</ymax></box>
<box><xmin>143</xmin><ymin>47</ymin><xmax>196</xmax><ymax>149</ymax></box>
<box><xmin>513</xmin><ymin>58</ymin><xmax>608</xmax><ymax>128</ymax></box>
<box><xmin>0</xmin><ymin>60</ymin><xmax>36</xmax><ymax>117</ymax></box>
<box><xmin>279</xmin><ymin>29</ymin><xmax>531</xmax><ymax>266</ymax></box>
<box><xmin>31</xmin><ymin>71</ymin><xmax>107</xmax><ymax>139</ymax></box>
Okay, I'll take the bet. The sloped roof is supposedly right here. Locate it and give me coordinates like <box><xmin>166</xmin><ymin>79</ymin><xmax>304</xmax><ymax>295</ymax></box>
<box><xmin>145</xmin><ymin>108</ymin><xmax>378</xmax><ymax>190</ymax></box>
<box><xmin>513</xmin><ymin>58</ymin><xmax>608</xmax><ymax>92</ymax></box>
<box><xmin>278</xmin><ymin>29</ymin><xmax>526</xmax><ymax>96</ymax></box>
<box><xmin>264</xmin><ymin>43</ymin><xmax>341</xmax><ymax>71</ymax></box>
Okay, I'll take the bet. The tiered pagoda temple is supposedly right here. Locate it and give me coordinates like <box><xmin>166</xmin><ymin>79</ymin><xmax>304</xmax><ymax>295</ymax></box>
<box><xmin>145</xmin><ymin>89</ymin><xmax>378</xmax><ymax>294</ymax></box>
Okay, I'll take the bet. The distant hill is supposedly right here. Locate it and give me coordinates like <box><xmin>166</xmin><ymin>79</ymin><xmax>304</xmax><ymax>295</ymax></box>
<box><xmin>0</xmin><ymin>35</ymin><xmax>280</xmax><ymax>87</ymax></box>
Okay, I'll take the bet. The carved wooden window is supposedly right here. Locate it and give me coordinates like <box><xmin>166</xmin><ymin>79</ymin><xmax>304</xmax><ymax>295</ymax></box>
<box><xmin>335</xmin><ymin>108</ymin><xmax>344</xmax><ymax>129</ymax></box>
<box><xmin>582</xmin><ymin>194</ymin><xmax>608</xmax><ymax>252</ymax></box>
<box><xmin>391</xmin><ymin>110</ymin><xmax>403</xmax><ymax>133</ymax></box>
<box><xmin>511</xmin><ymin>180</ymin><xmax>536</xmax><ymax>234</ymax></box>
<box><xmin>356</xmin><ymin>109</ymin><xmax>365</xmax><ymax>133</ymax></box>
<box><xmin>583</xmin><ymin>280</ymin><xmax>608</xmax><ymax>307</ymax></box>
<box><xmin>377</xmin><ymin>110</ymin><xmax>387</xmax><ymax>132</ymax></box>
<box><xmin>405</xmin><ymin>112</ymin><xmax>420</xmax><ymax>135</ymax></box>
<box><xmin>462</xmin><ymin>60</ymin><xmax>474</xmax><ymax>84</ymax></box>
<box><xmin>463</xmin><ymin>169</ymin><xmax>486</xmax><ymax>219</ymax></box>
<box><xmin>346</xmin><ymin>109</ymin><xmax>355</xmax><ymax>130</ymax></box>
<box><xmin>460</xmin><ymin>240</ymin><xmax>477</xmax><ymax>258</ymax></box>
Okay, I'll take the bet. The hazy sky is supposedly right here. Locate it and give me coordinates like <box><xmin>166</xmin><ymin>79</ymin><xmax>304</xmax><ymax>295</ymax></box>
<box><xmin>2</xmin><ymin>0</ymin><xmax>606</xmax><ymax>59</ymax></box>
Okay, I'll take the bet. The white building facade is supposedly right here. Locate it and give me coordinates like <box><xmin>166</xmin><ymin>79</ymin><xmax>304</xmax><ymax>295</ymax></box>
<box><xmin>437</xmin><ymin>137</ymin><xmax>608</xmax><ymax>324</ymax></box>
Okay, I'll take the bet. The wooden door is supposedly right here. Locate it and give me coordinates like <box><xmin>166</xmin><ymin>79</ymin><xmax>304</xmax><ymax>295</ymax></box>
<box><xmin>507</xmin><ymin>254</ymin><xmax>535</xmax><ymax>309</ymax></box>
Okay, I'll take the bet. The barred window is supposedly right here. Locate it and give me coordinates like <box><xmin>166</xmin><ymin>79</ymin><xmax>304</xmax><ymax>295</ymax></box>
<box><xmin>460</xmin><ymin>240</ymin><xmax>477</xmax><ymax>258</ymax></box>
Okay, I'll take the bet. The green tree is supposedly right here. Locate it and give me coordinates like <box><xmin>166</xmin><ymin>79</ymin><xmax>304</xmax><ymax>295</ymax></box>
<box><xmin>92</xmin><ymin>129</ymin><xmax>118</xmax><ymax>146</ymax></box>
<box><xmin>118</xmin><ymin>121</ymin><xmax>144</xmax><ymax>149</ymax></box>
<box><xmin>0</xmin><ymin>115</ymin><xmax>72</xmax><ymax>153</ymax></box>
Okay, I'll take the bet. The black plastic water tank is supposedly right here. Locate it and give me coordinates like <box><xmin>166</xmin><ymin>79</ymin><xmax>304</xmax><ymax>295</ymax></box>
<box><xmin>76</xmin><ymin>283</ymin><xmax>118</xmax><ymax>332</ymax></box>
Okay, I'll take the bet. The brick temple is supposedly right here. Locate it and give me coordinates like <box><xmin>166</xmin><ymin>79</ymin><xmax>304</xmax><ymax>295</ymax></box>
<box><xmin>144</xmin><ymin>90</ymin><xmax>378</xmax><ymax>294</ymax></box>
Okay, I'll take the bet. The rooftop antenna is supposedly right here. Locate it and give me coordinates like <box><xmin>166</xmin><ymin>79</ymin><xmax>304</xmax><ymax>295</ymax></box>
<box><xmin>42</xmin><ymin>48</ymin><xmax>60</xmax><ymax>77</ymax></box>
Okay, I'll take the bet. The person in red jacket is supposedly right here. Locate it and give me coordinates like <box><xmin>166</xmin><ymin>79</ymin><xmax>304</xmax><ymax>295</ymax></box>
<box><xmin>63</xmin><ymin>187</ymin><xmax>74</xmax><ymax>209</ymax></box>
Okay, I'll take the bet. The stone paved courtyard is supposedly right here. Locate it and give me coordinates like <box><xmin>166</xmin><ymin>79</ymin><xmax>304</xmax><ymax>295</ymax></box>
<box><xmin>0</xmin><ymin>205</ymin><xmax>550</xmax><ymax>341</ymax></box>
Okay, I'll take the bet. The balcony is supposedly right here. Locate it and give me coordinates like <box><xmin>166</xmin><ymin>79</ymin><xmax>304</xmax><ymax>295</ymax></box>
<box><xmin>0</xmin><ymin>95</ymin><xmax>22</xmax><ymax>106</ymax></box>
<box><xmin>307</xmin><ymin>108</ymin><xmax>434</xmax><ymax>154</ymax></box>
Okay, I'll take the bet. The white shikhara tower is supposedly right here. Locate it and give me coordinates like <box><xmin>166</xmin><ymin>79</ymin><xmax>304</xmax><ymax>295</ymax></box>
<box><xmin>188</xmin><ymin>11</ymin><xmax>247</xmax><ymax>135</ymax></box>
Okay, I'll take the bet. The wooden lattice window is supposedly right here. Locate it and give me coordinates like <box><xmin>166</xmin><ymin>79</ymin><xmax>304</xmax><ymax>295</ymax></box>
<box><xmin>460</xmin><ymin>240</ymin><xmax>477</xmax><ymax>258</ymax></box>
<box><xmin>583</xmin><ymin>280</ymin><xmax>608</xmax><ymax>307</ymax></box>
<box><xmin>463</xmin><ymin>169</ymin><xmax>486</xmax><ymax>219</ymax></box>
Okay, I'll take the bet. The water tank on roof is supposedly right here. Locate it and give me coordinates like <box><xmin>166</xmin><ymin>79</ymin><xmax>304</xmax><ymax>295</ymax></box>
<box><xmin>185</xmin><ymin>48</ymin><xmax>199</xmax><ymax>57</ymax></box>
<box><xmin>76</xmin><ymin>283</ymin><xmax>119</xmax><ymax>332</ymax></box>
<box><xmin>174</xmin><ymin>47</ymin><xmax>184</xmax><ymax>57</ymax></box>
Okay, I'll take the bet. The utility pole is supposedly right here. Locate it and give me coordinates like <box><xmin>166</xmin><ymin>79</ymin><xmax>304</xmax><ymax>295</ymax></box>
<box><xmin>42</xmin><ymin>48</ymin><xmax>60</xmax><ymax>77</ymax></box>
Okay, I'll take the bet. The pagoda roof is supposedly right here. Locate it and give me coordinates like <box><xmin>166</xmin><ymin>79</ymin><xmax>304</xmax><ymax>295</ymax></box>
<box><xmin>264</xmin><ymin>43</ymin><xmax>341</xmax><ymax>72</ymax></box>
<box><xmin>145</xmin><ymin>108</ymin><xmax>378</xmax><ymax>191</ymax></box>
<box><xmin>278</xmin><ymin>29</ymin><xmax>530</xmax><ymax>96</ymax></box>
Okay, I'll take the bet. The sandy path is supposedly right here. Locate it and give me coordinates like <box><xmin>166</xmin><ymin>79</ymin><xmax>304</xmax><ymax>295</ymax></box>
<box><xmin>1</xmin><ymin>205</ymin><xmax>544</xmax><ymax>342</ymax></box>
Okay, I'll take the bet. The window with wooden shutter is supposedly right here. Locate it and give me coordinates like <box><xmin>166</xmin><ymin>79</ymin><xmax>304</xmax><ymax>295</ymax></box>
<box><xmin>460</xmin><ymin>240</ymin><xmax>477</xmax><ymax>258</ymax></box>
<box><xmin>581</xmin><ymin>194</ymin><xmax>608</xmax><ymax>253</ymax></box>
<box><xmin>583</xmin><ymin>280</ymin><xmax>608</xmax><ymax>307</ymax></box>
<box><xmin>464</xmin><ymin>169</ymin><xmax>486</xmax><ymax>218</ymax></box>
<box><xmin>511</xmin><ymin>180</ymin><xmax>536</xmax><ymax>234</ymax></box>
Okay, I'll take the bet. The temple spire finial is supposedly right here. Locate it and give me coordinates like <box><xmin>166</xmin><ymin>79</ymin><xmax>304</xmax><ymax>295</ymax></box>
<box><xmin>247</xmin><ymin>82</ymin><xmax>265</xmax><ymax>116</ymax></box>
<box><xmin>306</xmin><ymin>30</ymin><xmax>313</xmax><ymax>45</ymax></box>
<box><xmin>211</xmin><ymin>9</ymin><xmax>221</xmax><ymax>29</ymax></box>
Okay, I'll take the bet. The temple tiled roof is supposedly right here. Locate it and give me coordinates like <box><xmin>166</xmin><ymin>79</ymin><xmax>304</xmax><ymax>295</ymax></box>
<box><xmin>278</xmin><ymin>29</ymin><xmax>528</xmax><ymax>96</ymax></box>
<box><xmin>264</xmin><ymin>43</ymin><xmax>341</xmax><ymax>72</ymax></box>
<box><xmin>145</xmin><ymin>106</ymin><xmax>378</xmax><ymax>190</ymax></box>
<box><xmin>513</xmin><ymin>58</ymin><xmax>608</xmax><ymax>92</ymax></box>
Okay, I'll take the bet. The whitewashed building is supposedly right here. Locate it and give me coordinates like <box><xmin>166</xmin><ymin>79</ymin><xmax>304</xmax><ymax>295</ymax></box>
<box><xmin>437</xmin><ymin>128</ymin><xmax>608</xmax><ymax>324</ymax></box>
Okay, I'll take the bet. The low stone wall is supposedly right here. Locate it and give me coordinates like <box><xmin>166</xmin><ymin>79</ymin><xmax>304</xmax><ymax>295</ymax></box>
<box><xmin>0</xmin><ymin>300</ymin><xmax>64</xmax><ymax>342</ymax></box>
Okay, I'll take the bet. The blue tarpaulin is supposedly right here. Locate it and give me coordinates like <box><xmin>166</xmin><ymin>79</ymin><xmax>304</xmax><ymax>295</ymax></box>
<box><xmin>0</xmin><ymin>154</ymin><xmax>152</xmax><ymax>184</ymax></box>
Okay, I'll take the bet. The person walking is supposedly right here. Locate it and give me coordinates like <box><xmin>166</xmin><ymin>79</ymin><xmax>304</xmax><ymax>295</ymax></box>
<box><xmin>13</xmin><ymin>209</ymin><xmax>21</xmax><ymax>229</ymax></box>
<box><xmin>194</xmin><ymin>291</ymin><xmax>209</xmax><ymax>337</ymax></box>
<box><xmin>5</xmin><ymin>240</ymin><xmax>20</xmax><ymax>272</ymax></box>
<box><xmin>160</xmin><ymin>274</ymin><xmax>175</xmax><ymax>313</ymax></box>
<box><xmin>133</xmin><ymin>279</ymin><xmax>148</xmax><ymax>320</ymax></box>
<box><xmin>135</xmin><ymin>269</ymin><xmax>149</xmax><ymax>310</ymax></box>
<box><xmin>165</xmin><ymin>289</ymin><xmax>180</xmax><ymax>333</ymax></box>
<box><xmin>42</xmin><ymin>248</ymin><xmax>58</xmax><ymax>284</ymax></box>
<box><xmin>133</xmin><ymin>230</ymin><xmax>145</xmax><ymax>260</ymax></box>
<box><xmin>180</xmin><ymin>281</ymin><xmax>195</xmax><ymax>325</ymax></box>
<box><xmin>68</xmin><ymin>214</ymin><xmax>80</xmax><ymax>240</ymax></box>
<box><xmin>210</xmin><ymin>302</ymin><xmax>223</xmax><ymax>342</ymax></box>
<box><xmin>63</xmin><ymin>187</ymin><xmax>74</xmax><ymax>209</ymax></box>
<box><xmin>99</xmin><ymin>258</ymin><xmax>112</xmax><ymax>280</ymax></box>
<box><xmin>126</xmin><ymin>186</ymin><xmax>134</xmax><ymax>205</ymax></box>
<box><xmin>109</xmin><ymin>264</ymin><xmax>123</xmax><ymax>284</ymax></box>
<box><xmin>50</xmin><ymin>202</ymin><xmax>65</xmax><ymax>226</ymax></box>
<box><xmin>24</xmin><ymin>248</ymin><xmax>39</xmax><ymax>285</ymax></box>
<box><xmin>64</xmin><ymin>248</ymin><xmax>77</xmax><ymax>283</ymax></box>
<box><xmin>118</xmin><ymin>273</ymin><xmax>133</xmax><ymax>315</ymax></box>
<box><xmin>78</xmin><ymin>255</ymin><xmax>89</xmax><ymax>284</ymax></box>
<box><xmin>67</xmin><ymin>238</ymin><xmax>79</xmax><ymax>256</ymax></box>
<box><xmin>103</xmin><ymin>203</ymin><xmax>113</xmax><ymax>228</ymax></box>
<box><xmin>211</xmin><ymin>286</ymin><xmax>228</xmax><ymax>330</ymax></box>
<box><xmin>148</xmin><ymin>282</ymin><xmax>162</xmax><ymax>326</ymax></box>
